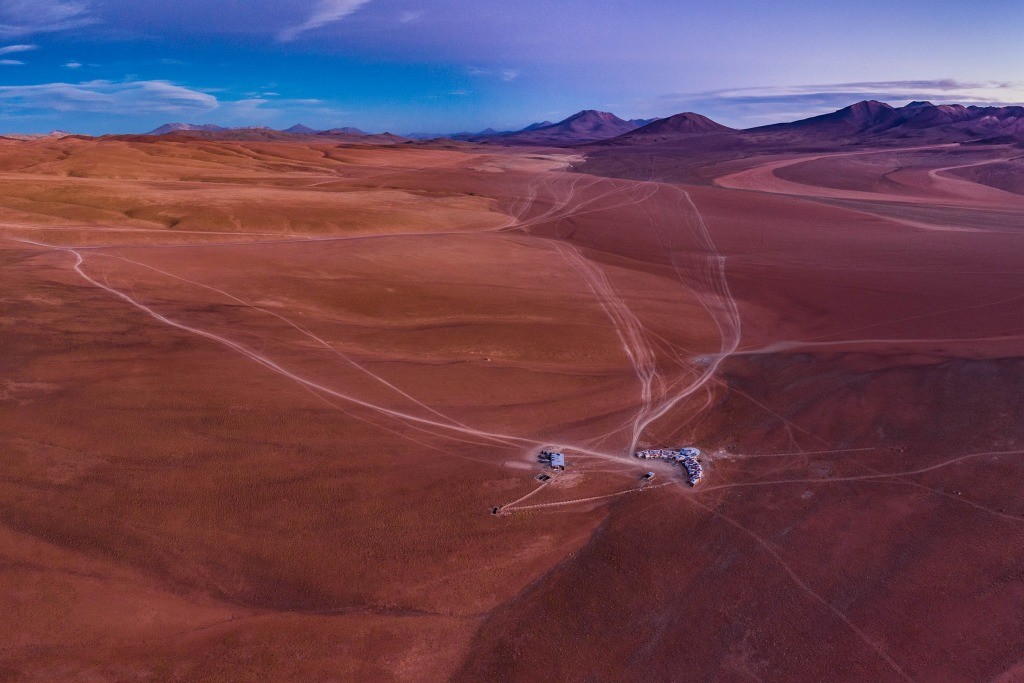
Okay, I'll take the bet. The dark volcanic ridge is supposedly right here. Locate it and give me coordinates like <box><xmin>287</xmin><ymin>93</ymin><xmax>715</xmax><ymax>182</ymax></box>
<box><xmin>283</xmin><ymin>124</ymin><xmax>319</xmax><ymax>135</ymax></box>
<box><xmin>471</xmin><ymin>110</ymin><xmax>655</xmax><ymax>145</ymax></box>
<box><xmin>752</xmin><ymin>99</ymin><xmax>1024</xmax><ymax>141</ymax></box>
<box><xmin>607</xmin><ymin>112</ymin><xmax>736</xmax><ymax>143</ymax></box>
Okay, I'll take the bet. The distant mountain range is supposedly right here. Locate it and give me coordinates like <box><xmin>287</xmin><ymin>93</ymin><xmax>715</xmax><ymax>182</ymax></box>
<box><xmin>752</xmin><ymin>100</ymin><xmax>1024</xmax><ymax>142</ymax></box>
<box><xmin>598</xmin><ymin>101</ymin><xmax>1024</xmax><ymax>146</ymax></box>
<box><xmin>147</xmin><ymin>123</ymin><xmax>229</xmax><ymax>135</ymax></box>
<box><xmin>145</xmin><ymin>113</ymin><xmax>658</xmax><ymax>145</ymax></box>
<box><xmin>0</xmin><ymin>130</ymin><xmax>74</xmax><ymax>141</ymax></box>
<box><xmin>141</xmin><ymin>101</ymin><xmax>1024</xmax><ymax>147</ymax></box>
<box><xmin>143</xmin><ymin>122</ymin><xmax>405</xmax><ymax>142</ymax></box>
<box><xmin>148</xmin><ymin>122</ymin><xmax>366</xmax><ymax>136</ymax></box>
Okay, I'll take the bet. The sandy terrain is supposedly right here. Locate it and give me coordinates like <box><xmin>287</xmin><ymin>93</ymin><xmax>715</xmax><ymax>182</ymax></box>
<box><xmin>3</xmin><ymin>135</ymin><xmax>1024</xmax><ymax>680</ymax></box>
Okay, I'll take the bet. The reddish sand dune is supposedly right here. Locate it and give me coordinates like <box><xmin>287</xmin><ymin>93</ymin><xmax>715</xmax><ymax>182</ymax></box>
<box><xmin>3</xmin><ymin>136</ymin><xmax>1024</xmax><ymax>680</ymax></box>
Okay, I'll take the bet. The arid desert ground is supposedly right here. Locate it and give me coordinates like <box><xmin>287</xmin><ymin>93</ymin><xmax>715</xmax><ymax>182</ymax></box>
<box><xmin>3</xmin><ymin>134</ymin><xmax>1024</xmax><ymax>680</ymax></box>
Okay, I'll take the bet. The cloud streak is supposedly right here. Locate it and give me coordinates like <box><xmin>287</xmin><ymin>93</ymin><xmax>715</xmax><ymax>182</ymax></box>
<box><xmin>467</xmin><ymin>66</ymin><xmax>520</xmax><ymax>82</ymax></box>
<box><xmin>0</xmin><ymin>43</ymin><xmax>36</xmax><ymax>55</ymax></box>
<box><xmin>0</xmin><ymin>80</ymin><xmax>218</xmax><ymax>114</ymax></box>
<box><xmin>0</xmin><ymin>78</ymin><xmax>348</xmax><ymax>131</ymax></box>
<box><xmin>692</xmin><ymin>80</ymin><xmax>1024</xmax><ymax>104</ymax></box>
<box><xmin>0</xmin><ymin>0</ymin><xmax>97</xmax><ymax>37</ymax></box>
<box><xmin>278</xmin><ymin>0</ymin><xmax>372</xmax><ymax>41</ymax></box>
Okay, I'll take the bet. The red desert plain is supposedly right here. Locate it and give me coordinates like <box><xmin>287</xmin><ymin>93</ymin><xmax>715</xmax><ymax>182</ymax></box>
<box><xmin>3</xmin><ymin>116</ymin><xmax>1024</xmax><ymax>680</ymax></box>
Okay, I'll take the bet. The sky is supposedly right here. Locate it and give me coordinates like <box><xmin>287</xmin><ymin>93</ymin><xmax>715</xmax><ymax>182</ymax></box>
<box><xmin>1</xmin><ymin>0</ymin><xmax>1023</xmax><ymax>134</ymax></box>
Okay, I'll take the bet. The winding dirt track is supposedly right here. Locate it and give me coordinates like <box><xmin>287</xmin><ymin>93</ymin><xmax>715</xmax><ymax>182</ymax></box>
<box><xmin>715</xmin><ymin>143</ymin><xmax>1024</xmax><ymax>209</ymax></box>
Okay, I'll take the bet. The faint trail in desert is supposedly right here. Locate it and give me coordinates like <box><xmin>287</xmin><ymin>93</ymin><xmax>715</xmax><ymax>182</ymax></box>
<box><xmin>839</xmin><ymin>448</ymin><xmax>1024</xmax><ymax>528</ymax></box>
<box><xmin>0</xmin><ymin>221</ymin><xmax>289</xmax><ymax>237</ymax></box>
<box><xmin>288</xmin><ymin>362</ymin><xmax>524</xmax><ymax>459</ymax></box>
<box><xmin>556</xmin><ymin>242</ymin><xmax>661</xmax><ymax>444</ymax></box>
<box><xmin>695</xmin><ymin>447</ymin><xmax>1024</xmax><ymax>496</ymax></box>
<box><xmin>11</xmin><ymin>226</ymin><xmax>494</xmax><ymax>252</ymax></box>
<box><xmin>736</xmin><ymin>334</ymin><xmax>1024</xmax><ymax>355</ymax></box>
<box><xmin>707</xmin><ymin>376</ymin><xmax>830</xmax><ymax>452</ymax></box>
<box><xmin>90</xmin><ymin>251</ymin><xmax>484</xmax><ymax>436</ymax></box>
<box><xmin>725</xmin><ymin>447</ymin><xmax>878</xmax><ymax>459</ymax></box>
<box><xmin>690</xmin><ymin>497</ymin><xmax>911</xmax><ymax>680</ymax></box>
<box><xmin>503</xmin><ymin>481</ymin><xmax>671</xmax><ymax>513</ymax></box>
<box><xmin>506</xmin><ymin>171</ymin><xmax>697</xmax><ymax>457</ymax></box>
<box><xmin>496</xmin><ymin>476</ymin><xmax>555</xmax><ymax>513</ymax></box>
<box><xmin>730</xmin><ymin>285</ymin><xmax>1024</xmax><ymax>355</ymax></box>
<box><xmin>625</xmin><ymin>186</ymin><xmax>742</xmax><ymax>453</ymax></box>
<box><xmin>507</xmin><ymin>171</ymin><xmax>629</xmax><ymax>233</ymax></box>
<box><xmin>7</xmin><ymin>236</ymin><xmax>643</xmax><ymax>470</ymax></box>
<box><xmin>533</xmin><ymin>174</ymin><xmax>743</xmax><ymax>458</ymax></box>
<box><xmin>876</xmin><ymin>478</ymin><xmax>1024</xmax><ymax>524</ymax></box>
<box><xmin>24</xmin><ymin>239</ymin><xmax>538</xmax><ymax>450</ymax></box>
<box><xmin>529</xmin><ymin>175</ymin><xmax>741</xmax><ymax>459</ymax></box>
<box><xmin>514</xmin><ymin>172</ymin><xmax>692</xmax><ymax>457</ymax></box>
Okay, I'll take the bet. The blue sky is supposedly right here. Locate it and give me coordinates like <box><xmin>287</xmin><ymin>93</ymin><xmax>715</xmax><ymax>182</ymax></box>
<box><xmin>1</xmin><ymin>0</ymin><xmax>1023</xmax><ymax>134</ymax></box>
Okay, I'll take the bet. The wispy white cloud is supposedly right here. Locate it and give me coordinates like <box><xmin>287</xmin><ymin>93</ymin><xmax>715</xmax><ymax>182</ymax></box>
<box><xmin>467</xmin><ymin>66</ymin><xmax>520</xmax><ymax>82</ymax></box>
<box><xmin>278</xmin><ymin>0</ymin><xmax>373</xmax><ymax>42</ymax></box>
<box><xmin>688</xmin><ymin>80</ymin><xmax>1024</xmax><ymax>105</ymax></box>
<box><xmin>398</xmin><ymin>10</ymin><xmax>422</xmax><ymax>23</ymax></box>
<box><xmin>64</xmin><ymin>62</ymin><xmax>82</xmax><ymax>69</ymax></box>
<box><xmin>209</xmin><ymin>95</ymin><xmax>346</xmax><ymax>127</ymax></box>
<box><xmin>0</xmin><ymin>59</ymin><xmax>24</xmax><ymax>66</ymax></box>
<box><xmin>0</xmin><ymin>78</ymin><xmax>347</xmax><ymax>128</ymax></box>
<box><xmin>0</xmin><ymin>0</ymin><xmax>97</xmax><ymax>37</ymax></box>
<box><xmin>0</xmin><ymin>43</ymin><xmax>36</xmax><ymax>55</ymax></box>
<box><xmin>0</xmin><ymin>80</ymin><xmax>218</xmax><ymax>114</ymax></box>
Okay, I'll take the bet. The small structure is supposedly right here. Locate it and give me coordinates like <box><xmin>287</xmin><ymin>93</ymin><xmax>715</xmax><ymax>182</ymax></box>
<box><xmin>634</xmin><ymin>445</ymin><xmax>704</xmax><ymax>486</ymax></box>
<box><xmin>642</xmin><ymin>472</ymin><xmax>656</xmax><ymax>481</ymax></box>
<box><xmin>549</xmin><ymin>452</ymin><xmax>566</xmax><ymax>469</ymax></box>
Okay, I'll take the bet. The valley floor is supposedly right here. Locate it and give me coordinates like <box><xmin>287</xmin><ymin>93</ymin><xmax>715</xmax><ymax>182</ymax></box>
<box><xmin>2</xmin><ymin>136</ymin><xmax>1024</xmax><ymax>680</ymax></box>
